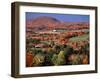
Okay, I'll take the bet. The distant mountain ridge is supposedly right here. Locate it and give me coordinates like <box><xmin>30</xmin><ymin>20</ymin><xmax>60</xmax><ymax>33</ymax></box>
<box><xmin>26</xmin><ymin>16</ymin><xmax>89</xmax><ymax>32</ymax></box>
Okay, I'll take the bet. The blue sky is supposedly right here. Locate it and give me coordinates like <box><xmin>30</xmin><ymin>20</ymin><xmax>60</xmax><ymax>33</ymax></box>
<box><xmin>26</xmin><ymin>12</ymin><xmax>89</xmax><ymax>22</ymax></box>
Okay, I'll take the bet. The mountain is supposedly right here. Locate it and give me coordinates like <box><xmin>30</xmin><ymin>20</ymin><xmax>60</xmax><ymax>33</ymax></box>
<box><xmin>26</xmin><ymin>16</ymin><xmax>61</xmax><ymax>31</ymax></box>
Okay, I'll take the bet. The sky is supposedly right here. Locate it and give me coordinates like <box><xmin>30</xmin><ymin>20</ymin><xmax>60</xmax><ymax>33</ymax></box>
<box><xmin>26</xmin><ymin>12</ymin><xmax>89</xmax><ymax>22</ymax></box>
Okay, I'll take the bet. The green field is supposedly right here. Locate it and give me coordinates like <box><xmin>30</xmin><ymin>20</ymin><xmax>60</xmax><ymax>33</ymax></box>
<box><xmin>69</xmin><ymin>34</ymin><xmax>89</xmax><ymax>42</ymax></box>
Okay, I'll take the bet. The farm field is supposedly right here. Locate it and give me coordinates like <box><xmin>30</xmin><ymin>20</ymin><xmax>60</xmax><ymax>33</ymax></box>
<box><xmin>69</xmin><ymin>34</ymin><xmax>89</xmax><ymax>42</ymax></box>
